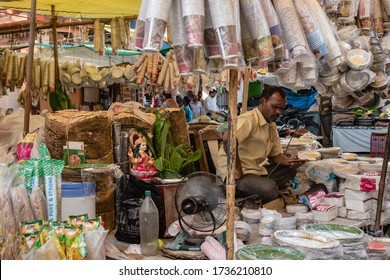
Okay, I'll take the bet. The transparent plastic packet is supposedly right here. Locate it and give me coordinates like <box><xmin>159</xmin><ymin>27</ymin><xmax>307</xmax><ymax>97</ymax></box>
<box><xmin>143</xmin><ymin>0</ymin><xmax>173</xmax><ymax>53</ymax></box>
<box><xmin>337</xmin><ymin>0</ymin><xmax>358</xmax><ymax>24</ymax></box>
<box><xmin>260</xmin><ymin>0</ymin><xmax>285</xmax><ymax>52</ymax></box>
<box><xmin>207</xmin><ymin>58</ymin><xmax>225</xmax><ymax>73</ymax></box>
<box><xmin>273</xmin><ymin>0</ymin><xmax>307</xmax><ymax>59</ymax></box>
<box><xmin>241</xmin><ymin>0</ymin><xmax>274</xmax><ymax>62</ymax></box>
<box><xmin>170</xmin><ymin>0</ymin><xmax>194</xmax><ymax>76</ymax></box>
<box><xmin>240</xmin><ymin>10</ymin><xmax>257</xmax><ymax>62</ymax></box>
<box><xmin>373</xmin><ymin>0</ymin><xmax>384</xmax><ymax>35</ymax></box>
<box><xmin>303</xmin><ymin>0</ymin><xmax>342</xmax><ymax>68</ymax></box>
<box><xmin>358</xmin><ymin>0</ymin><xmax>373</xmax><ymax>30</ymax></box>
<box><xmin>293</xmin><ymin>0</ymin><xmax>328</xmax><ymax>58</ymax></box>
<box><xmin>0</xmin><ymin>164</ymin><xmax>20</xmax><ymax>259</ymax></box>
<box><xmin>131</xmin><ymin>0</ymin><xmax>150</xmax><ymax>49</ymax></box>
<box><xmin>204</xmin><ymin>0</ymin><xmax>221</xmax><ymax>59</ymax></box>
<box><xmin>208</xmin><ymin>0</ymin><xmax>239</xmax><ymax>59</ymax></box>
<box><xmin>193</xmin><ymin>48</ymin><xmax>208</xmax><ymax>74</ymax></box>
<box><xmin>236</xmin><ymin>244</ymin><xmax>306</xmax><ymax>260</ymax></box>
<box><xmin>85</xmin><ymin>226</ymin><xmax>108</xmax><ymax>260</ymax></box>
<box><xmin>173</xmin><ymin>45</ymin><xmax>194</xmax><ymax>76</ymax></box>
<box><xmin>181</xmin><ymin>0</ymin><xmax>205</xmax><ymax>48</ymax></box>
<box><xmin>273</xmin><ymin>229</ymin><xmax>344</xmax><ymax>259</ymax></box>
<box><xmin>10</xmin><ymin>168</ymin><xmax>34</xmax><ymax>226</ymax></box>
<box><xmin>223</xmin><ymin>0</ymin><xmax>244</xmax><ymax>70</ymax></box>
<box><xmin>81</xmin><ymin>164</ymin><xmax>123</xmax><ymax>203</ymax></box>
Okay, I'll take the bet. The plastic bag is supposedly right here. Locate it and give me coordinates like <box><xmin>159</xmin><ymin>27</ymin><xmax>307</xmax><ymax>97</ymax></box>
<box><xmin>143</xmin><ymin>0</ymin><xmax>173</xmax><ymax>52</ymax></box>
<box><xmin>81</xmin><ymin>164</ymin><xmax>123</xmax><ymax>203</ymax></box>
<box><xmin>0</xmin><ymin>164</ymin><xmax>19</xmax><ymax>259</ymax></box>
<box><xmin>115</xmin><ymin>174</ymin><xmax>165</xmax><ymax>243</ymax></box>
<box><xmin>85</xmin><ymin>227</ymin><xmax>108</xmax><ymax>260</ymax></box>
<box><xmin>132</xmin><ymin>0</ymin><xmax>149</xmax><ymax>49</ymax></box>
<box><xmin>181</xmin><ymin>0</ymin><xmax>205</xmax><ymax>48</ymax></box>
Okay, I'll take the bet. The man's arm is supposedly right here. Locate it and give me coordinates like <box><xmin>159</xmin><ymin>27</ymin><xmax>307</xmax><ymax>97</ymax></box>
<box><xmin>222</xmin><ymin>131</ymin><xmax>243</xmax><ymax>180</ymax></box>
<box><xmin>269</xmin><ymin>154</ymin><xmax>303</xmax><ymax>169</ymax></box>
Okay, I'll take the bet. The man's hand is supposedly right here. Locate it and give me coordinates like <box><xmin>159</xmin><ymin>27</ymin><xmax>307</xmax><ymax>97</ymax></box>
<box><xmin>287</xmin><ymin>156</ymin><xmax>306</xmax><ymax>169</ymax></box>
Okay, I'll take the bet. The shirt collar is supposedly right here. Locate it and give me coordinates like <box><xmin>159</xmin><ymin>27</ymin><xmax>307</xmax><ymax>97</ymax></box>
<box><xmin>255</xmin><ymin>108</ymin><xmax>268</xmax><ymax>127</ymax></box>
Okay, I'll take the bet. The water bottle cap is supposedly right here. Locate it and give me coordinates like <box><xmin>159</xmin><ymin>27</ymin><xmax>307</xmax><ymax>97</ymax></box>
<box><xmin>145</xmin><ymin>190</ymin><xmax>151</xmax><ymax>196</ymax></box>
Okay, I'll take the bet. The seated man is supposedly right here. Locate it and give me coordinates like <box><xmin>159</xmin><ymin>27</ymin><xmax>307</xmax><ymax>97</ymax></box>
<box><xmin>216</xmin><ymin>86</ymin><xmax>303</xmax><ymax>204</ymax></box>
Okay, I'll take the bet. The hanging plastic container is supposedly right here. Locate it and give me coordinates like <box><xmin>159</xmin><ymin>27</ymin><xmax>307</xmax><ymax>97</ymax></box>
<box><xmin>204</xmin><ymin>0</ymin><xmax>221</xmax><ymax>58</ymax></box>
<box><xmin>303</xmin><ymin>0</ymin><xmax>342</xmax><ymax>68</ymax></box>
<box><xmin>240</xmin><ymin>12</ymin><xmax>257</xmax><ymax>62</ymax></box>
<box><xmin>240</xmin><ymin>0</ymin><xmax>274</xmax><ymax>62</ymax></box>
<box><xmin>358</xmin><ymin>0</ymin><xmax>373</xmax><ymax>30</ymax></box>
<box><xmin>181</xmin><ymin>0</ymin><xmax>205</xmax><ymax>48</ymax></box>
<box><xmin>208</xmin><ymin>0</ymin><xmax>239</xmax><ymax>59</ymax></box>
<box><xmin>132</xmin><ymin>0</ymin><xmax>150</xmax><ymax>49</ymax></box>
<box><xmin>293</xmin><ymin>0</ymin><xmax>328</xmax><ymax>58</ymax></box>
<box><xmin>170</xmin><ymin>0</ymin><xmax>193</xmax><ymax>75</ymax></box>
<box><xmin>260</xmin><ymin>0</ymin><xmax>284</xmax><ymax>51</ymax></box>
<box><xmin>61</xmin><ymin>182</ymin><xmax>96</xmax><ymax>221</ymax></box>
<box><xmin>273</xmin><ymin>0</ymin><xmax>307</xmax><ymax>59</ymax></box>
<box><xmin>143</xmin><ymin>0</ymin><xmax>173</xmax><ymax>53</ymax></box>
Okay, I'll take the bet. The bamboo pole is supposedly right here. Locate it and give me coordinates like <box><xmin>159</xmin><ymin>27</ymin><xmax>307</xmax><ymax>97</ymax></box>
<box><xmin>374</xmin><ymin>123</ymin><xmax>390</xmax><ymax>231</ymax></box>
<box><xmin>51</xmin><ymin>5</ymin><xmax>59</xmax><ymax>81</ymax></box>
<box><xmin>226</xmin><ymin>69</ymin><xmax>238</xmax><ymax>260</ymax></box>
<box><xmin>23</xmin><ymin>0</ymin><xmax>37</xmax><ymax>135</ymax></box>
<box><xmin>241</xmin><ymin>67</ymin><xmax>250</xmax><ymax>113</ymax></box>
<box><xmin>0</xmin><ymin>15</ymin><xmax>137</xmax><ymax>35</ymax></box>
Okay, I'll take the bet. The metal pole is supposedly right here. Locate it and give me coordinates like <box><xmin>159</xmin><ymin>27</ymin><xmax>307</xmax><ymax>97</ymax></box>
<box><xmin>23</xmin><ymin>0</ymin><xmax>37</xmax><ymax>135</ymax></box>
<box><xmin>226</xmin><ymin>69</ymin><xmax>238</xmax><ymax>260</ymax></box>
<box><xmin>374</xmin><ymin>124</ymin><xmax>390</xmax><ymax>231</ymax></box>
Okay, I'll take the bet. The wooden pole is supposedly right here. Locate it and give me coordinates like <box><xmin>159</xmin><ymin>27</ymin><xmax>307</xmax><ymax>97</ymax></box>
<box><xmin>374</xmin><ymin>123</ymin><xmax>390</xmax><ymax>231</ymax></box>
<box><xmin>23</xmin><ymin>0</ymin><xmax>37</xmax><ymax>135</ymax></box>
<box><xmin>226</xmin><ymin>69</ymin><xmax>238</xmax><ymax>260</ymax></box>
<box><xmin>241</xmin><ymin>67</ymin><xmax>250</xmax><ymax>113</ymax></box>
<box><xmin>51</xmin><ymin>5</ymin><xmax>59</xmax><ymax>81</ymax></box>
<box><xmin>0</xmin><ymin>15</ymin><xmax>137</xmax><ymax>35</ymax></box>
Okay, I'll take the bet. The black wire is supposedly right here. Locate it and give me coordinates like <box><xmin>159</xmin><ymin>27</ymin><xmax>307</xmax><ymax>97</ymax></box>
<box><xmin>266</xmin><ymin>133</ymin><xmax>294</xmax><ymax>179</ymax></box>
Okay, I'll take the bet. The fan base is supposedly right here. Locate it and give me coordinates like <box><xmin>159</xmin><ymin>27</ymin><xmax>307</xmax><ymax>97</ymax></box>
<box><xmin>184</xmin><ymin>236</ymin><xmax>205</xmax><ymax>247</ymax></box>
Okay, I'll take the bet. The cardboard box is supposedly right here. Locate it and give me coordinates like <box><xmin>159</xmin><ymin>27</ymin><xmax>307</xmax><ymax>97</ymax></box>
<box><xmin>63</xmin><ymin>141</ymin><xmax>86</xmax><ymax>165</ymax></box>
<box><xmin>345</xmin><ymin>199</ymin><xmax>373</xmax><ymax>212</ymax></box>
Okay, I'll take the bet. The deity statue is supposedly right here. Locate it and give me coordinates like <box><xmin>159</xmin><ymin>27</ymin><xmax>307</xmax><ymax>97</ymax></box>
<box><xmin>128</xmin><ymin>131</ymin><xmax>158</xmax><ymax>180</ymax></box>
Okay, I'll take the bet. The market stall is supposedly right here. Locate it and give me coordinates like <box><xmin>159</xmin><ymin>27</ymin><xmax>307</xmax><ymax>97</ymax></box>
<box><xmin>1</xmin><ymin>0</ymin><xmax>390</xmax><ymax>262</ymax></box>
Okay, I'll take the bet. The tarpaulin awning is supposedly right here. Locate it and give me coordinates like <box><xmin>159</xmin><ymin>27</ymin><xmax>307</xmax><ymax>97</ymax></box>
<box><xmin>0</xmin><ymin>0</ymin><xmax>142</xmax><ymax>18</ymax></box>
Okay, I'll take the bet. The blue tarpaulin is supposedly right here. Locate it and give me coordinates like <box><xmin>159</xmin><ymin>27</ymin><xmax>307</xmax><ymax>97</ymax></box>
<box><xmin>282</xmin><ymin>88</ymin><xmax>318</xmax><ymax>111</ymax></box>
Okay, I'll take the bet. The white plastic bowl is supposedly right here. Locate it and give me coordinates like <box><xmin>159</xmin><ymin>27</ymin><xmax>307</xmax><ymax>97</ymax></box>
<box><xmin>346</xmin><ymin>49</ymin><xmax>371</xmax><ymax>70</ymax></box>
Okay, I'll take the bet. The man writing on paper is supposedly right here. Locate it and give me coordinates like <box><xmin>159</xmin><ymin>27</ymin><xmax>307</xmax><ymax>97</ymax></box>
<box><xmin>216</xmin><ymin>86</ymin><xmax>302</xmax><ymax>204</ymax></box>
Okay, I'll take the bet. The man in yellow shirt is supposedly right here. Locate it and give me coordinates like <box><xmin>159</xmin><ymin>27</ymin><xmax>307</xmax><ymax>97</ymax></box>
<box><xmin>216</xmin><ymin>86</ymin><xmax>303</xmax><ymax>204</ymax></box>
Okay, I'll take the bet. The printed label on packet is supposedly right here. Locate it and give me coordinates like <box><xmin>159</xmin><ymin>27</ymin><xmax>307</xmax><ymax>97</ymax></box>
<box><xmin>360</xmin><ymin>177</ymin><xmax>377</xmax><ymax>192</ymax></box>
<box><xmin>45</xmin><ymin>175</ymin><xmax>57</xmax><ymax>221</ymax></box>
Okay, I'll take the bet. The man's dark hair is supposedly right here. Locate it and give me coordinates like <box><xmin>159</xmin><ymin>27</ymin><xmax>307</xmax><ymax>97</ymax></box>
<box><xmin>183</xmin><ymin>96</ymin><xmax>191</xmax><ymax>105</ymax></box>
<box><xmin>185</xmin><ymin>90</ymin><xmax>194</xmax><ymax>97</ymax></box>
<box><xmin>260</xmin><ymin>86</ymin><xmax>286</xmax><ymax>101</ymax></box>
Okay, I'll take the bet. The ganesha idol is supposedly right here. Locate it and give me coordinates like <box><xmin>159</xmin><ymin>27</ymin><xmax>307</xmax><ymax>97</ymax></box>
<box><xmin>128</xmin><ymin>131</ymin><xmax>158</xmax><ymax>180</ymax></box>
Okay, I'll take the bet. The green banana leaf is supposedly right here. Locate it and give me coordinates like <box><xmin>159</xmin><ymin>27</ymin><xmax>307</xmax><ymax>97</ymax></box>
<box><xmin>178</xmin><ymin>147</ymin><xmax>202</xmax><ymax>173</ymax></box>
<box><xmin>160</xmin><ymin>169</ymin><xmax>181</xmax><ymax>179</ymax></box>
<box><xmin>49</xmin><ymin>81</ymin><xmax>72</xmax><ymax>111</ymax></box>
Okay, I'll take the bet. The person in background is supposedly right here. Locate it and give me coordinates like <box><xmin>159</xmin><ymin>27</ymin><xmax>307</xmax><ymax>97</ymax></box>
<box><xmin>205</xmin><ymin>86</ymin><xmax>219</xmax><ymax>116</ymax></box>
<box><xmin>183</xmin><ymin>96</ymin><xmax>193</xmax><ymax>122</ymax></box>
<box><xmin>216</xmin><ymin>86</ymin><xmax>303</xmax><ymax>205</ymax></box>
<box><xmin>162</xmin><ymin>92</ymin><xmax>179</xmax><ymax>108</ymax></box>
<box><xmin>188</xmin><ymin>90</ymin><xmax>205</xmax><ymax>119</ymax></box>
<box><xmin>152</xmin><ymin>92</ymin><xmax>162</xmax><ymax>108</ymax></box>
<box><xmin>176</xmin><ymin>95</ymin><xmax>184</xmax><ymax>108</ymax></box>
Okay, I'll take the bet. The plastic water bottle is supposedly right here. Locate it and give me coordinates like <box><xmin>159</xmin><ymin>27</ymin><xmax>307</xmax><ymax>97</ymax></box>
<box><xmin>139</xmin><ymin>190</ymin><xmax>159</xmax><ymax>256</ymax></box>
